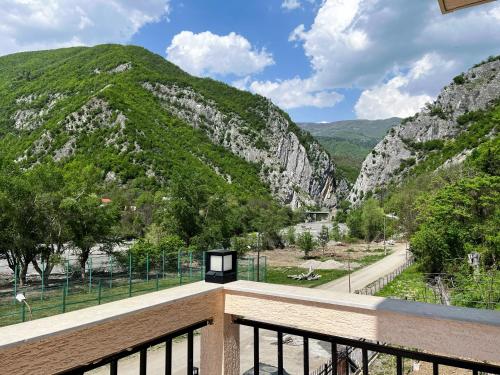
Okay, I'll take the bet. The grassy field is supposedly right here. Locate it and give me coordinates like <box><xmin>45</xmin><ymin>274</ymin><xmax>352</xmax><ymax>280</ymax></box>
<box><xmin>375</xmin><ymin>264</ymin><xmax>435</xmax><ymax>302</ymax></box>
<box><xmin>266</xmin><ymin>249</ymin><xmax>388</xmax><ymax>288</ymax></box>
<box><xmin>265</xmin><ymin>267</ymin><xmax>348</xmax><ymax>288</ymax></box>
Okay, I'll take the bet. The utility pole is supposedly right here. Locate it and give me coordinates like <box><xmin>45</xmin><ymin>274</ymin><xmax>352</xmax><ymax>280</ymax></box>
<box><xmin>383</xmin><ymin>215</ymin><xmax>387</xmax><ymax>255</ymax></box>
<box><xmin>348</xmin><ymin>251</ymin><xmax>351</xmax><ymax>293</ymax></box>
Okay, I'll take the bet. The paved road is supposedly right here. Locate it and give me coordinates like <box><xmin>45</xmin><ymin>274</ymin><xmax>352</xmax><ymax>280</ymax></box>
<box><xmin>317</xmin><ymin>243</ymin><xmax>409</xmax><ymax>293</ymax></box>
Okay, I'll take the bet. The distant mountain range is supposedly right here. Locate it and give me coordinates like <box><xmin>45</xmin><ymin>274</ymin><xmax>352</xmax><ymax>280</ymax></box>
<box><xmin>299</xmin><ymin>118</ymin><xmax>401</xmax><ymax>182</ymax></box>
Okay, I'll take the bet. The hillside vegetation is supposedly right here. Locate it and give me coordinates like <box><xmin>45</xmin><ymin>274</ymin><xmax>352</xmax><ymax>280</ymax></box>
<box><xmin>0</xmin><ymin>44</ymin><xmax>337</xmax><ymax>284</ymax></box>
<box><xmin>300</xmin><ymin>118</ymin><xmax>400</xmax><ymax>182</ymax></box>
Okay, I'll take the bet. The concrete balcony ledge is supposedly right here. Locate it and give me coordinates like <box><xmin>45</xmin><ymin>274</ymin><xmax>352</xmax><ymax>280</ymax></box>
<box><xmin>0</xmin><ymin>282</ymin><xmax>223</xmax><ymax>350</ymax></box>
<box><xmin>224</xmin><ymin>280</ymin><xmax>500</xmax><ymax>326</ymax></box>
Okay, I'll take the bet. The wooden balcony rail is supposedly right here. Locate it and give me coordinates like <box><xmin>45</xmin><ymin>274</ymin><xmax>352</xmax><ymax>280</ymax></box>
<box><xmin>0</xmin><ymin>280</ymin><xmax>499</xmax><ymax>374</ymax></box>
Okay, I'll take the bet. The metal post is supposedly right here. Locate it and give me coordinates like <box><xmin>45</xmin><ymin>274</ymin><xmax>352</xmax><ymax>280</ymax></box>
<box><xmin>65</xmin><ymin>259</ymin><xmax>69</xmax><ymax>296</ymax></box>
<box><xmin>253</xmin><ymin>327</ymin><xmax>259</xmax><ymax>375</ymax></box>
<box><xmin>156</xmin><ymin>272</ymin><xmax>159</xmax><ymax>291</ymax></box>
<box><xmin>162</xmin><ymin>249</ymin><xmax>165</xmax><ymax>279</ymax></box>
<box><xmin>187</xmin><ymin>331</ymin><xmax>194</xmax><ymax>375</ymax></box>
<box><xmin>89</xmin><ymin>257</ymin><xmax>93</xmax><ymax>292</ymax></box>
<box><xmin>146</xmin><ymin>253</ymin><xmax>150</xmax><ymax>283</ymax></box>
<box><xmin>201</xmin><ymin>251</ymin><xmax>206</xmax><ymax>280</ymax></box>
<box><xmin>256</xmin><ymin>232</ymin><xmax>261</xmax><ymax>282</ymax></box>
<box><xmin>277</xmin><ymin>331</ymin><xmax>283</xmax><ymax>375</ymax></box>
<box><xmin>21</xmin><ymin>301</ymin><xmax>26</xmax><ymax>322</ymax></box>
<box><xmin>128</xmin><ymin>252</ymin><xmax>132</xmax><ymax>297</ymax></box>
<box><xmin>177</xmin><ymin>251</ymin><xmax>181</xmax><ymax>277</ymax></box>
<box><xmin>98</xmin><ymin>279</ymin><xmax>102</xmax><ymax>305</ymax></box>
<box><xmin>109</xmin><ymin>255</ymin><xmax>113</xmax><ymax>288</ymax></box>
<box><xmin>13</xmin><ymin>264</ymin><xmax>18</xmax><ymax>303</ymax></box>
<box><xmin>263</xmin><ymin>256</ymin><xmax>267</xmax><ymax>282</ymax></box>
<box><xmin>303</xmin><ymin>336</ymin><xmax>309</xmax><ymax>374</ymax></box>
<box><xmin>189</xmin><ymin>251</ymin><xmax>193</xmax><ymax>280</ymax></box>
<box><xmin>62</xmin><ymin>285</ymin><xmax>66</xmax><ymax>313</ymax></box>
<box><xmin>247</xmin><ymin>257</ymin><xmax>251</xmax><ymax>281</ymax></box>
<box><xmin>41</xmin><ymin>259</ymin><xmax>45</xmax><ymax>301</ymax></box>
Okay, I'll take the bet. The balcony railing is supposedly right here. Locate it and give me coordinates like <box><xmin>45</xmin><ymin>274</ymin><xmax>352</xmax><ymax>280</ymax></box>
<box><xmin>0</xmin><ymin>280</ymin><xmax>499</xmax><ymax>374</ymax></box>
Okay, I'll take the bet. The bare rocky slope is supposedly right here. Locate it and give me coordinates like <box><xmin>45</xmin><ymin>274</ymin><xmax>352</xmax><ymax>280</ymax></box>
<box><xmin>349</xmin><ymin>57</ymin><xmax>500</xmax><ymax>203</ymax></box>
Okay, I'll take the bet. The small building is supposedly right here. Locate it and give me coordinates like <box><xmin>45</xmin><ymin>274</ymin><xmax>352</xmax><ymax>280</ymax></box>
<box><xmin>304</xmin><ymin>211</ymin><xmax>330</xmax><ymax>222</ymax></box>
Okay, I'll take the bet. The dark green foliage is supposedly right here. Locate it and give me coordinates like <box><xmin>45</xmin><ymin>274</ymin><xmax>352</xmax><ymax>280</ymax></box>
<box><xmin>411</xmin><ymin>176</ymin><xmax>499</xmax><ymax>273</ymax></box>
<box><xmin>0</xmin><ymin>44</ymin><xmax>306</xmax><ymax>279</ymax></box>
<box><xmin>473</xmin><ymin>55</ymin><xmax>500</xmax><ymax>68</ymax></box>
<box><xmin>297</xmin><ymin>231</ymin><xmax>316</xmax><ymax>257</ymax></box>
<box><xmin>453</xmin><ymin>74</ymin><xmax>466</xmax><ymax>85</ymax></box>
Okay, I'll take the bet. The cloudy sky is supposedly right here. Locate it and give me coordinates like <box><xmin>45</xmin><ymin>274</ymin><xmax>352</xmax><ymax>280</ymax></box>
<box><xmin>1</xmin><ymin>0</ymin><xmax>499</xmax><ymax>122</ymax></box>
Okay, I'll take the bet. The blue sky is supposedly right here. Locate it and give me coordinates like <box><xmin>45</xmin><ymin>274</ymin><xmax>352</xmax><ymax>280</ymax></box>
<box><xmin>1</xmin><ymin>0</ymin><xmax>500</xmax><ymax>122</ymax></box>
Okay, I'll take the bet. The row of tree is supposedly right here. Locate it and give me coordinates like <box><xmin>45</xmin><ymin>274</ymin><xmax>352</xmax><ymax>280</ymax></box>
<box><xmin>0</xmin><ymin>159</ymin><xmax>299</xmax><ymax>286</ymax></box>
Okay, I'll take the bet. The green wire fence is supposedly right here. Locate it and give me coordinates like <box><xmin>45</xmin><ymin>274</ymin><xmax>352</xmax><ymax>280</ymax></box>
<box><xmin>0</xmin><ymin>251</ymin><xmax>266</xmax><ymax>327</ymax></box>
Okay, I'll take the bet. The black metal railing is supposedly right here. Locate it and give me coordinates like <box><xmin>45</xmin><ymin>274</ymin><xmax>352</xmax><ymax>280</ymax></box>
<box><xmin>235</xmin><ymin>318</ymin><xmax>500</xmax><ymax>375</ymax></box>
<box><xmin>60</xmin><ymin>320</ymin><xmax>210</xmax><ymax>375</ymax></box>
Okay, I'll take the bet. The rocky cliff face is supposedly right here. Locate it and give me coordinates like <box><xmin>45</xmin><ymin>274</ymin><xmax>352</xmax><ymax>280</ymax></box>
<box><xmin>143</xmin><ymin>82</ymin><xmax>339</xmax><ymax>208</ymax></box>
<box><xmin>349</xmin><ymin>58</ymin><xmax>500</xmax><ymax>204</ymax></box>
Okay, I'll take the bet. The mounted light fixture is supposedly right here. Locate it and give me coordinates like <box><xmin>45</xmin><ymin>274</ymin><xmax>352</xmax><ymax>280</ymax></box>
<box><xmin>205</xmin><ymin>249</ymin><xmax>237</xmax><ymax>284</ymax></box>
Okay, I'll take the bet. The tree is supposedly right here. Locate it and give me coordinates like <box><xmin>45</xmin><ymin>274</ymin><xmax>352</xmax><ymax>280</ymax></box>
<box><xmin>361</xmin><ymin>198</ymin><xmax>384</xmax><ymax>244</ymax></box>
<box><xmin>318</xmin><ymin>225</ymin><xmax>329</xmax><ymax>255</ymax></box>
<box><xmin>411</xmin><ymin>176</ymin><xmax>499</xmax><ymax>273</ymax></box>
<box><xmin>285</xmin><ymin>226</ymin><xmax>296</xmax><ymax>246</ymax></box>
<box><xmin>0</xmin><ymin>164</ymin><xmax>45</xmax><ymax>286</ymax></box>
<box><xmin>297</xmin><ymin>231</ymin><xmax>316</xmax><ymax>258</ymax></box>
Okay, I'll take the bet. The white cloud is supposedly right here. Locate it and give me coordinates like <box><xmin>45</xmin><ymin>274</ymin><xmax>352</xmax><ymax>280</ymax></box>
<box><xmin>249</xmin><ymin>77</ymin><xmax>343</xmax><ymax>109</ymax></box>
<box><xmin>282</xmin><ymin>0</ymin><xmax>301</xmax><ymax>10</ymax></box>
<box><xmin>0</xmin><ymin>0</ymin><xmax>170</xmax><ymax>56</ymax></box>
<box><xmin>166</xmin><ymin>31</ymin><xmax>274</xmax><ymax>77</ymax></box>
<box><xmin>355</xmin><ymin>54</ymin><xmax>456</xmax><ymax>119</ymax></box>
<box><xmin>260</xmin><ymin>0</ymin><xmax>500</xmax><ymax>112</ymax></box>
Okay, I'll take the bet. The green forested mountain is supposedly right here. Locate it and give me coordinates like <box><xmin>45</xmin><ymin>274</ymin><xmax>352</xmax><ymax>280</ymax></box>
<box><xmin>0</xmin><ymin>44</ymin><xmax>340</xmax><ymax>282</ymax></box>
<box><xmin>299</xmin><ymin>118</ymin><xmax>400</xmax><ymax>182</ymax></box>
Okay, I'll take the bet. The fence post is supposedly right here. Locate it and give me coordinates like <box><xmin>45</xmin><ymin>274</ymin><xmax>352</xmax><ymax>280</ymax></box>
<box><xmin>128</xmin><ymin>252</ymin><xmax>132</xmax><ymax>297</ymax></box>
<box><xmin>177</xmin><ymin>250</ymin><xmax>181</xmax><ymax>277</ymax></box>
<box><xmin>109</xmin><ymin>255</ymin><xmax>113</xmax><ymax>289</ymax></box>
<box><xmin>41</xmin><ymin>259</ymin><xmax>45</xmax><ymax>301</ymax></box>
<box><xmin>179</xmin><ymin>251</ymin><xmax>183</xmax><ymax>285</ymax></box>
<box><xmin>189</xmin><ymin>251</ymin><xmax>193</xmax><ymax>280</ymax></box>
<box><xmin>200</xmin><ymin>251</ymin><xmax>203</xmax><ymax>281</ymax></box>
<box><xmin>62</xmin><ymin>285</ymin><xmax>66</xmax><ymax>313</ymax></box>
<box><xmin>263</xmin><ymin>256</ymin><xmax>267</xmax><ymax>282</ymax></box>
<box><xmin>98</xmin><ymin>279</ymin><xmax>102</xmax><ymax>305</ymax></box>
<box><xmin>88</xmin><ymin>257</ymin><xmax>93</xmax><ymax>293</ymax></box>
<box><xmin>13</xmin><ymin>264</ymin><xmax>18</xmax><ymax>304</ymax></box>
<box><xmin>146</xmin><ymin>253</ymin><xmax>150</xmax><ymax>283</ymax></box>
<box><xmin>156</xmin><ymin>272</ymin><xmax>159</xmax><ymax>291</ymax></box>
<box><xmin>162</xmin><ymin>249</ymin><xmax>165</xmax><ymax>279</ymax></box>
<box><xmin>21</xmin><ymin>301</ymin><xmax>26</xmax><ymax>322</ymax></box>
<box><xmin>65</xmin><ymin>259</ymin><xmax>69</xmax><ymax>296</ymax></box>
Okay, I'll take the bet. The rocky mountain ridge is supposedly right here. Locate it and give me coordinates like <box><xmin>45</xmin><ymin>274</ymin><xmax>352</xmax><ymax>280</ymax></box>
<box><xmin>349</xmin><ymin>57</ymin><xmax>500</xmax><ymax>203</ymax></box>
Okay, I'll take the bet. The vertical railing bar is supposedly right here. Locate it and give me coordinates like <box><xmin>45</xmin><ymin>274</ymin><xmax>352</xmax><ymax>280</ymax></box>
<box><xmin>165</xmin><ymin>337</ymin><xmax>172</xmax><ymax>375</ymax></box>
<box><xmin>277</xmin><ymin>331</ymin><xmax>284</xmax><ymax>375</ymax></box>
<box><xmin>396</xmin><ymin>356</ymin><xmax>403</xmax><ymax>375</ymax></box>
<box><xmin>331</xmin><ymin>341</ymin><xmax>338</xmax><ymax>375</ymax></box>
<box><xmin>254</xmin><ymin>327</ymin><xmax>260</xmax><ymax>375</ymax></box>
<box><xmin>139</xmin><ymin>348</ymin><xmax>147</xmax><ymax>375</ymax></box>
<box><xmin>303</xmin><ymin>336</ymin><xmax>309</xmax><ymax>375</ymax></box>
<box><xmin>187</xmin><ymin>330</ymin><xmax>194</xmax><ymax>375</ymax></box>
<box><xmin>472</xmin><ymin>370</ymin><xmax>478</xmax><ymax>375</ymax></box>
<box><xmin>362</xmin><ymin>348</ymin><xmax>368</xmax><ymax>375</ymax></box>
<box><xmin>433</xmin><ymin>362</ymin><xmax>439</xmax><ymax>375</ymax></box>
<box><xmin>110</xmin><ymin>359</ymin><xmax>118</xmax><ymax>375</ymax></box>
